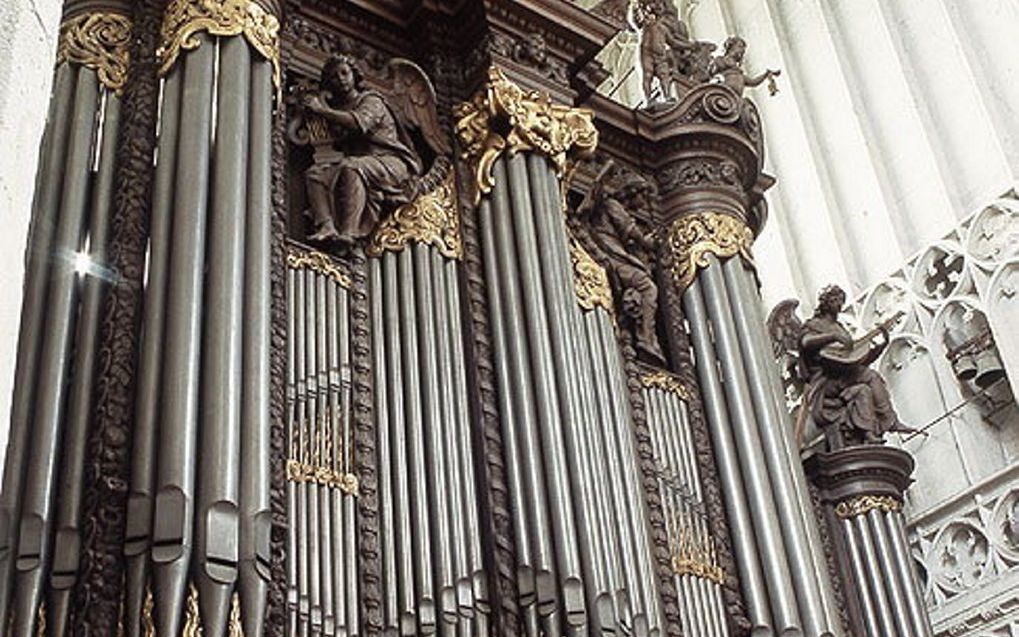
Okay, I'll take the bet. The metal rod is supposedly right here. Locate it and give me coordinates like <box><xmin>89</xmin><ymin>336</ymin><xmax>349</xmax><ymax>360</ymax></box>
<box><xmin>337</xmin><ymin>284</ymin><xmax>358</xmax><ymax>636</ymax></box>
<box><xmin>239</xmin><ymin>54</ymin><xmax>274</xmax><ymax>637</ymax></box>
<box><xmin>304</xmin><ymin>268</ymin><xmax>323</xmax><ymax>636</ymax></box>
<box><xmin>328</xmin><ymin>278</ymin><xmax>347</xmax><ymax>637</ymax></box>
<box><xmin>682</xmin><ymin>279</ymin><xmax>773</xmax><ymax>635</ymax></box>
<box><xmin>48</xmin><ymin>89</ymin><xmax>122</xmax><ymax>637</ymax></box>
<box><xmin>0</xmin><ymin>61</ymin><xmax>76</xmax><ymax>629</ymax></box>
<box><xmin>868</xmin><ymin>509</ymin><xmax>915</xmax><ymax>637</ymax></box>
<box><xmin>317</xmin><ymin>273</ymin><xmax>335</xmax><ymax>637</ymax></box>
<box><xmin>12</xmin><ymin>66</ymin><xmax>99</xmax><ymax>637</ymax></box>
<box><xmin>841</xmin><ymin>517</ymin><xmax>880</xmax><ymax>637</ymax></box>
<box><xmin>889</xmin><ymin>513</ymin><xmax>934</xmax><ymax>637</ymax></box>
<box><xmin>853</xmin><ymin>514</ymin><xmax>897</xmax><ymax>636</ymax></box>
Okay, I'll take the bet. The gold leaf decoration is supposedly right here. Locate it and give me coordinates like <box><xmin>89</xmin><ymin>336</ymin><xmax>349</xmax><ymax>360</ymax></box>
<box><xmin>56</xmin><ymin>11</ymin><xmax>133</xmax><ymax>94</ymax></box>
<box><xmin>667</xmin><ymin>512</ymin><xmax>724</xmax><ymax>584</ymax></box>
<box><xmin>367</xmin><ymin>171</ymin><xmax>463</xmax><ymax>260</ymax></box>
<box><xmin>37</xmin><ymin>602</ymin><xmax>46</xmax><ymax>637</ymax></box>
<box><xmin>642</xmin><ymin>370</ymin><xmax>692</xmax><ymax>401</ymax></box>
<box><xmin>142</xmin><ymin>583</ymin><xmax>156</xmax><ymax>637</ymax></box>
<box><xmin>668</xmin><ymin>211</ymin><xmax>754</xmax><ymax>293</ymax></box>
<box><xmin>287</xmin><ymin>247</ymin><xmax>352</xmax><ymax>288</ymax></box>
<box><xmin>183</xmin><ymin>583</ymin><xmax>202</xmax><ymax>636</ymax></box>
<box><xmin>569</xmin><ymin>237</ymin><xmax>613</xmax><ymax>313</ymax></box>
<box><xmin>834</xmin><ymin>494</ymin><xmax>901</xmax><ymax>519</ymax></box>
<box><xmin>455</xmin><ymin>67</ymin><xmax>598</xmax><ymax>203</ymax></box>
<box><xmin>229</xmin><ymin>592</ymin><xmax>244</xmax><ymax>636</ymax></box>
<box><xmin>157</xmin><ymin>0</ymin><xmax>281</xmax><ymax>93</ymax></box>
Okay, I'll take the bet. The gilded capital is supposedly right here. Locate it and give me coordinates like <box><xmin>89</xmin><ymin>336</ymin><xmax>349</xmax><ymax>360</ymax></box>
<box><xmin>454</xmin><ymin>67</ymin><xmax>598</xmax><ymax>203</ymax></box>
<box><xmin>569</xmin><ymin>236</ymin><xmax>613</xmax><ymax>313</ymax></box>
<box><xmin>157</xmin><ymin>0</ymin><xmax>281</xmax><ymax>92</ymax></box>
<box><xmin>834</xmin><ymin>494</ymin><xmax>902</xmax><ymax>519</ymax></box>
<box><xmin>56</xmin><ymin>11</ymin><xmax>133</xmax><ymax>95</ymax></box>
<box><xmin>668</xmin><ymin>211</ymin><xmax>754</xmax><ymax>293</ymax></box>
<box><xmin>367</xmin><ymin>171</ymin><xmax>463</xmax><ymax>260</ymax></box>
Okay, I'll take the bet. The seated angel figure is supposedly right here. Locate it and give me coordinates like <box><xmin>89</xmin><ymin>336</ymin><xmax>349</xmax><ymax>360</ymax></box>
<box><xmin>300</xmin><ymin>54</ymin><xmax>448</xmax><ymax>249</ymax></box>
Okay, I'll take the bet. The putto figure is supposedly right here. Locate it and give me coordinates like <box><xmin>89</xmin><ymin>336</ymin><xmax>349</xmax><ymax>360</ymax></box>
<box><xmin>709</xmin><ymin>36</ymin><xmax>780</xmax><ymax>96</ymax></box>
<box><xmin>577</xmin><ymin>161</ymin><xmax>665</xmax><ymax>366</ymax></box>
<box><xmin>291</xmin><ymin>54</ymin><xmax>450</xmax><ymax>251</ymax></box>
<box><xmin>770</xmin><ymin>285</ymin><xmax>911</xmax><ymax>450</ymax></box>
<box><xmin>634</xmin><ymin>0</ymin><xmax>714</xmax><ymax>103</ymax></box>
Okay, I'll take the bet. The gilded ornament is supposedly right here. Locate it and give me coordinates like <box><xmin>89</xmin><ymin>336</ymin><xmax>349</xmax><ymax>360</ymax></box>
<box><xmin>287</xmin><ymin>247</ymin><xmax>352</xmax><ymax>288</ymax></box>
<box><xmin>56</xmin><ymin>11</ymin><xmax>133</xmax><ymax>94</ymax></box>
<box><xmin>142</xmin><ymin>583</ymin><xmax>155</xmax><ymax>637</ymax></box>
<box><xmin>669</xmin><ymin>517</ymin><xmax>724</xmax><ymax>583</ymax></box>
<box><xmin>157</xmin><ymin>0</ymin><xmax>281</xmax><ymax>94</ymax></box>
<box><xmin>37</xmin><ymin>602</ymin><xmax>46</xmax><ymax>637</ymax></box>
<box><xmin>367</xmin><ymin>172</ymin><xmax>463</xmax><ymax>260</ymax></box>
<box><xmin>455</xmin><ymin>67</ymin><xmax>598</xmax><ymax>203</ymax></box>
<box><xmin>229</xmin><ymin>593</ymin><xmax>243</xmax><ymax>637</ymax></box>
<box><xmin>569</xmin><ymin>237</ymin><xmax>613</xmax><ymax>313</ymax></box>
<box><xmin>668</xmin><ymin>211</ymin><xmax>754</xmax><ymax>292</ymax></box>
<box><xmin>183</xmin><ymin>583</ymin><xmax>202</xmax><ymax>636</ymax></box>
<box><xmin>642</xmin><ymin>371</ymin><xmax>692</xmax><ymax>401</ymax></box>
<box><xmin>835</xmin><ymin>494</ymin><xmax>901</xmax><ymax>519</ymax></box>
<box><xmin>286</xmin><ymin>460</ymin><xmax>359</xmax><ymax>496</ymax></box>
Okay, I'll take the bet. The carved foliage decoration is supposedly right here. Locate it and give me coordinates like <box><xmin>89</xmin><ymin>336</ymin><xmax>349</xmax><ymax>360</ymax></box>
<box><xmin>569</xmin><ymin>235</ymin><xmax>613</xmax><ymax>313</ymax></box>
<box><xmin>157</xmin><ymin>0</ymin><xmax>281</xmax><ymax>91</ymax></box>
<box><xmin>367</xmin><ymin>169</ymin><xmax>463</xmax><ymax>260</ymax></box>
<box><xmin>668</xmin><ymin>211</ymin><xmax>754</xmax><ymax>292</ymax></box>
<box><xmin>455</xmin><ymin>67</ymin><xmax>598</xmax><ymax>203</ymax></box>
<box><xmin>834</xmin><ymin>495</ymin><xmax>902</xmax><ymax>519</ymax></box>
<box><xmin>57</xmin><ymin>11</ymin><xmax>133</xmax><ymax>94</ymax></box>
<box><xmin>641</xmin><ymin>370</ymin><xmax>692</xmax><ymax>401</ymax></box>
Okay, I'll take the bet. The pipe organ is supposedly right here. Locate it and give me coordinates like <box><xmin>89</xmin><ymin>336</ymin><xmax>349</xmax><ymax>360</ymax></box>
<box><xmin>0</xmin><ymin>0</ymin><xmax>937</xmax><ymax>636</ymax></box>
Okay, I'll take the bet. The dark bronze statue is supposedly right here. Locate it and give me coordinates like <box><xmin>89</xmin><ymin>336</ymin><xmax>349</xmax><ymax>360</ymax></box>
<box><xmin>709</xmin><ymin>36</ymin><xmax>780</xmax><ymax>96</ymax></box>
<box><xmin>290</xmin><ymin>54</ymin><xmax>450</xmax><ymax>251</ymax></box>
<box><xmin>577</xmin><ymin>161</ymin><xmax>665</xmax><ymax>366</ymax></box>
<box><xmin>770</xmin><ymin>285</ymin><xmax>912</xmax><ymax>451</ymax></box>
<box><xmin>634</xmin><ymin>0</ymin><xmax>715</xmax><ymax>103</ymax></box>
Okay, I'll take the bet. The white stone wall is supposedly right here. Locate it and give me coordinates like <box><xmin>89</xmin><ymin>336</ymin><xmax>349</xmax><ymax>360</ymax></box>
<box><xmin>0</xmin><ymin>0</ymin><xmax>63</xmax><ymax>468</ymax></box>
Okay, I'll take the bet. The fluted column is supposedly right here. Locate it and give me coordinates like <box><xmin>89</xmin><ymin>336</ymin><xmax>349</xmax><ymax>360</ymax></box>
<box><xmin>0</xmin><ymin>2</ymin><xmax>131</xmax><ymax>632</ymax></box>
<box><xmin>654</xmin><ymin>82</ymin><xmax>842</xmax><ymax>637</ymax></box>
<box><xmin>805</xmin><ymin>447</ymin><xmax>934</xmax><ymax>637</ymax></box>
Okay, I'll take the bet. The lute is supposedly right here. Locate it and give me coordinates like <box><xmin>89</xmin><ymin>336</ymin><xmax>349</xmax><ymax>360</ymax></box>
<box><xmin>820</xmin><ymin>310</ymin><xmax>905</xmax><ymax>367</ymax></box>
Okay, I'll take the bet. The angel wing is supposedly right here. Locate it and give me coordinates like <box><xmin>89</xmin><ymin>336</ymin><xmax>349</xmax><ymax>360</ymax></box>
<box><xmin>386</xmin><ymin>58</ymin><xmax>451</xmax><ymax>156</ymax></box>
<box><xmin>766</xmin><ymin>299</ymin><xmax>803</xmax><ymax>359</ymax></box>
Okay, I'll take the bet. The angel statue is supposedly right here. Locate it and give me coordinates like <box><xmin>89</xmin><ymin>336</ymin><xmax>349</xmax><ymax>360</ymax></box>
<box><xmin>709</xmin><ymin>36</ymin><xmax>780</xmax><ymax>96</ymax></box>
<box><xmin>576</xmin><ymin>161</ymin><xmax>665</xmax><ymax>367</ymax></box>
<box><xmin>768</xmin><ymin>285</ymin><xmax>913</xmax><ymax>452</ymax></box>
<box><xmin>290</xmin><ymin>54</ymin><xmax>450</xmax><ymax>251</ymax></box>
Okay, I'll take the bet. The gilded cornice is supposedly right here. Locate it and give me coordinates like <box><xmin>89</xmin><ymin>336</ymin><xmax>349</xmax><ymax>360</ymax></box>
<box><xmin>287</xmin><ymin>246</ymin><xmax>352</xmax><ymax>288</ymax></box>
<box><xmin>157</xmin><ymin>0</ymin><xmax>281</xmax><ymax>93</ymax></box>
<box><xmin>454</xmin><ymin>67</ymin><xmax>598</xmax><ymax>203</ymax></box>
<box><xmin>367</xmin><ymin>171</ymin><xmax>463</xmax><ymax>260</ymax></box>
<box><xmin>641</xmin><ymin>370</ymin><xmax>692</xmax><ymax>401</ymax></box>
<box><xmin>668</xmin><ymin>211</ymin><xmax>754</xmax><ymax>293</ymax></box>
<box><xmin>56</xmin><ymin>11</ymin><xmax>133</xmax><ymax>95</ymax></box>
<box><xmin>569</xmin><ymin>236</ymin><xmax>613</xmax><ymax>313</ymax></box>
<box><xmin>834</xmin><ymin>494</ymin><xmax>901</xmax><ymax>519</ymax></box>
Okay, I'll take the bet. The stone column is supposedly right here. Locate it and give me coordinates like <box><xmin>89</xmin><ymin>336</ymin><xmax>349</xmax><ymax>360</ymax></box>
<box><xmin>806</xmin><ymin>447</ymin><xmax>934</xmax><ymax>637</ymax></box>
<box><xmin>653</xmin><ymin>82</ymin><xmax>843</xmax><ymax>637</ymax></box>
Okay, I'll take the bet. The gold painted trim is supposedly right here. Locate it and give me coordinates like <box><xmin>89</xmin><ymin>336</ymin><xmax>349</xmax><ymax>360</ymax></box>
<box><xmin>641</xmin><ymin>371</ymin><xmax>692</xmax><ymax>401</ymax></box>
<box><xmin>158</xmin><ymin>0</ymin><xmax>281</xmax><ymax>94</ymax></box>
<box><xmin>287</xmin><ymin>247</ymin><xmax>352</xmax><ymax>288</ymax></box>
<box><xmin>668</xmin><ymin>211</ymin><xmax>754</xmax><ymax>293</ymax></box>
<box><xmin>669</xmin><ymin>521</ymin><xmax>724</xmax><ymax>584</ymax></box>
<box><xmin>834</xmin><ymin>495</ymin><xmax>901</xmax><ymax>519</ymax></box>
<box><xmin>37</xmin><ymin>602</ymin><xmax>46</xmax><ymax>637</ymax></box>
<box><xmin>569</xmin><ymin>237</ymin><xmax>613</xmax><ymax>313</ymax></box>
<box><xmin>56</xmin><ymin>11</ymin><xmax>133</xmax><ymax>95</ymax></box>
<box><xmin>182</xmin><ymin>583</ymin><xmax>201</xmax><ymax>636</ymax></box>
<box><xmin>454</xmin><ymin>67</ymin><xmax>598</xmax><ymax>203</ymax></box>
<box><xmin>229</xmin><ymin>592</ymin><xmax>244</xmax><ymax>636</ymax></box>
<box><xmin>367</xmin><ymin>171</ymin><xmax>463</xmax><ymax>260</ymax></box>
<box><xmin>286</xmin><ymin>460</ymin><xmax>360</xmax><ymax>495</ymax></box>
<box><xmin>142</xmin><ymin>582</ymin><xmax>156</xmax><ymax>637</ymax></box>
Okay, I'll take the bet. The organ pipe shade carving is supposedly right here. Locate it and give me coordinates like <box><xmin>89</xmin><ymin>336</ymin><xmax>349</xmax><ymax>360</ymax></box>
<box><xmin>287</xmin><ymin>246</ymin><xmax>352</xmax><ymax>289</ymax></box>
<box><xmin>568</xmin><ymin>236</ymin><xmax>613</xmax><ymax>313</ymax></box>
<box><xmin>367</xmin><ymin>171</ymin><xmax>463</xmax><ymax>260</ymax></box>
<box><xmin>835</xmin><ymin>495</ymin><xmax>902</xmax><ymax>519</ymax></box>
<box><xmin>641</xmin><ymin>370</ymin><xmax>692</xmax><ymax>401</ymax></box>
<box><xmin>454</xmin><ymin>67</ymin><xmax>598</xmax><ymax>203</ymax></box>
<box><xmin>157</xmin><ymin>0</ymin><xmax>281</xmax><ymax>92</ymax></box>
<box><xmin>56</xmin><ymin>12</ymin><xmax>133</xmax><ymax>94</ymax></box>
<box><xmin>668</xmin><ymin>211</ymin><xmax>755</xmax><ymax>293</ymax></box>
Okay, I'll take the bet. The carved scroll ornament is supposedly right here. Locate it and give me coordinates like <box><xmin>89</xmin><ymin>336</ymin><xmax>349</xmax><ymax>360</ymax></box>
<box><xmin>834</xmin><ymin>494</ymin><xmax>902</xmax><ymax>519</ymax></box>
<box><xmin>642</xmin><ymin>370</ymin><xmax>692</xmax><ymax>401</ymax></box>
<box><xmin>570</xmin><ymin>236</ymin><xmax>614</xmax><ymax>313</ymax></box>
<box><xmin>367</xmin><ymin>170</ymin><xmax>463</xmax><ymax>260</ymax></box>
<box><xmin>286</xmin><ymin>246</ymin><xmax>352</xmax><ymax>288</ymax></box>
<box><xmin>157</xmin><ymin>0</ymin><xmax>281</xmax><ymax>91</ymax></box>
<box><xmin>56</xmin><ymin>11</ymin><xmax>133</xmax><ymax>94</ymax></box>
<box><xmin>455</xmin><ymin>67</ymin><xmax>598</xmax><ymax>203</ymax></box>
<box><xmin>668</xmin><ymin>211</ymin><xmax>754</xmax><ymax>292</ymax></box>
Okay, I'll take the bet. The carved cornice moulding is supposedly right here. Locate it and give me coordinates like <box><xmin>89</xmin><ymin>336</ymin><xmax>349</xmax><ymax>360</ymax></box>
<box><xmin>56</xmin><ymin>10</ymin><xmax>133</xmax><ymax>94</ymax></box>
<box><xmin>806</xmin><ymin>445</ymin><xmax>916</xmax><ymax>506</ymax></box>
<box><xmin>367</xmin><ymin>170</ymin><xmax>464</xmax><ymax>260</ymax></box>
<box><xmin>667</xmin><ymin>211</ymin><xmax>755</xmax><ymax>293</ymax></box>
<box><xmin>157</xmin><ymin>0</ymin><xmax>282</xmax><ymax>92</ymax></box>
<box><xmin>455</xmin><ymin>66</ymin><xmax>598</xmax><ymax>203</ymax></box>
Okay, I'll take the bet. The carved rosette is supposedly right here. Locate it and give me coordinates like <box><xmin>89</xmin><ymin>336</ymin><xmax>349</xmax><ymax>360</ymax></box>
<box><xmin>367</xmin><ymin>171</ymin><xmax>463</xmax><ymax>260</ymax></box>
<box><xmin>56</xmin><ymin>11</ymin><xmax>133</xmax><ymax>94</ymax></box>
<box><xmin>641</xmin><ymin>370</ymin><xmax>692</xmax><ymax>401</ymax></box>
<box><xmin>569</xmin><ymin>236</ymin><xmax>613</xmax><ymax>313</ymax></box>
<box><xmin>834</xmin><ymin>495</ymin><xmax>902</xmax><ymax>519</ymax></box>
<box><xmin>668</xmin><ymin>211</ymin><xmax>755</xmax><ymax>292</ymax></box>
<box><xmin>157</xmin><ymin>0</ymin><xmax>281</xmax><ymax>91</ymax></box>
<box><xmin>455</xmin><ymin>67</ymin><xmax>598</xmax><ymax>203</ymax></box>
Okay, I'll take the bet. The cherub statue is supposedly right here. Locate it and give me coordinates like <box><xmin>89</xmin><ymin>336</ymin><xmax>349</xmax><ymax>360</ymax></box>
<box><xmin>289</xmin><ymin>54</ymin><xmax>450</xmax><ymax>251</ymax></box>
<box><xmin>709</xmin><ymin>36</ymin><xmax>780</xmax><ymax>96</ymax></box>
<box><xmin>768</xmin><ymin>285</ymin><xmax>913</xmax><ymax>451</ymax></box>
<box><xmin>576</xmin><ymin>161</ymin><xmax>665</xmax><ymax>366</ymax></box>
<box><xmin>634</xmin><ymin>0</ymin><xmax>714</xmax><ymax>103</ymax></box>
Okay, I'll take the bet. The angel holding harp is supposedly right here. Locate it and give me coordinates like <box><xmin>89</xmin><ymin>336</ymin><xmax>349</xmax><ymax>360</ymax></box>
<box><xmin>300</xmin><ymin>53</ymin><xmax>450</xmax><ymax>249</ymax></box>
